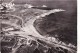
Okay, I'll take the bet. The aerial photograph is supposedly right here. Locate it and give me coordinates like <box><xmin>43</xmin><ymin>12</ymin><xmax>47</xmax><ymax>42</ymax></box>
<box><xmin>0</xmin><ymin>0</ymin><xmax>77</xmax><ymax>53</ymax></box>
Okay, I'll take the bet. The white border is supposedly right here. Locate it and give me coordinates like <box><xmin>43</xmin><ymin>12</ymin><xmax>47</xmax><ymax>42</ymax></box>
<box><xmin>77</xmin><ymin>0</ymin><xmax>80</xmax><ymax>53</ymax></box>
